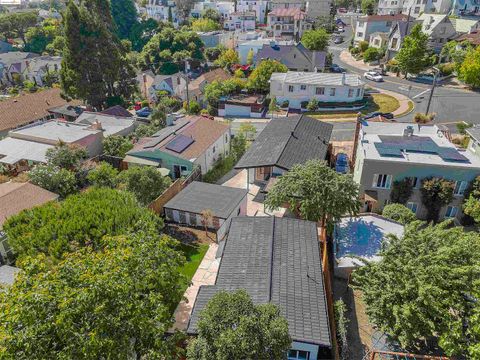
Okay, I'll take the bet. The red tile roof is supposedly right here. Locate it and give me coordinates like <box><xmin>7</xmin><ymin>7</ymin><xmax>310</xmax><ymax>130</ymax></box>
<box><xmin>456</xmin><ymin>30</ymin><xmax>480</xmax><ymax>45</ymax></box>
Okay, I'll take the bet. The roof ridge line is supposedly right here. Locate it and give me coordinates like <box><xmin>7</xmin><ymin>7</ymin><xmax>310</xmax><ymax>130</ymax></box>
<box><xmin>268</xmin><ymin>216</ymin><xmax>275</xmax><ymax>303</ymax></box>
<box><xmin>275</xmin><ymin>115</ymin><xmax>302</xmax><ymax>165</ymax></box>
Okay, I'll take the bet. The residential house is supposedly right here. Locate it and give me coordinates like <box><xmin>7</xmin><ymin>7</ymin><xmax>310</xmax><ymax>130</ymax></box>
<box><xmin>187</xmin><ymin>216</ymin><xmax>333</xmax><ymax>359</ymax></box>
<box><xmin>75</xmin><ymin>112</ymin><xmax>137</xmax><ymax>137</ymax></box>
<box><xmin>305</xmin><ymin>0</ymin><xmax>332</xmax><ymax>18</ymax></box>
<box><xmin>334</xmin><ymin>214</ymin><xmax>404</xmax><ymax>279</ymax></box>
<box><xmin>164</xmin><ymin>181</ymin><xmax>248</xmax><ymax>241</ymax></box>
<box><xmin>146</xmin><ymin>0</ymin><xmax>179</xmax><ymax>26</ymax></box>
<box><xmin>148</xmin><ymin>73</ymin><xmax>186</xmax><ymax>101</ymax></box>
<box><xmin>377</xmin><ymin>0</ymin><xmax>404</xmax><ymax>15</ymax></box>
<box><xmin>354</xmin><ymin>14</ymin><xmax>410</xmax><ymax>44</ymax></box>
<box><xmin>137</xmin><ymin>70</ymin><xmax>155</xmax><ymax>99</ymax></box>
<box><xmin>235</xmin><ymin>114</ymin><xmax>333</xmax><ymax>185</ymax></box>
<box><xmin>0</xmin><ymin>120</ymin><xmax>104</xmax><ymax>172</ymax></box>
<box><xmin>224</xmin><ymin>11</ymin><xmax>256</xmax><ymax>31</ymax></box>
<box><xmin>453</xmin><ymin>0</ymin><xmax>480</xmax><ymax>16</ymax></box>
<box><xmin>352</xmin><ymin>122</ymin><xmax>480</xmax><ymax>221</ymax></box>
<box><xmin>237</xmin><ymin>0</ymin><xmax>270</xmax><ymax>23</ymax></box>
<box><xmin>126</xmin><ymin>115</ymin><xmax>230</xmax><ymax>178</ymax></box>
<box><xmin>418</xmin><ymin>13</ymin><xmax>457</xmax><ymax>52</ymax></box>
<box><xmin>0</xmin><ymin>182</ymin><xmax>58</xmax><ymax>264</ymax></box>
<box><xmin>386</xmin><ymin>20</ymin><xmax>415</xmax><ymax>60</ymax></box>
<box><xmin>187</xmin><ymin>68</ymin><xmax>231</xmax><ymax>103</ymax></box>
<box><xmin>218</xmin><ymin>94</ymin><xmax>267</xmax><ymax>118</ymax></box>
<box><xmin>255</xmin><ymin>42</ymin><xmax>326</xmax><ymax>71</ymax></box>
<box><xmin>369</xmin><ymin>32</ymin><xmax>389</xmax><ymax>48</ymax></box>
<box><xmin>270</xmin><ymin>72</ymin><xmax>365</xmax><ymax>110</ymax></box>
<box><xmin>401</xmin><ymin>0</ymin><xmax>453</xmax><ymax>17</ymax></box>
<box><xmin>454</xmin><ymin>29</ymin><xmax>480</xmax><ymax>45</ymax></box>
<box><xmin>21</xmin><ymin>56</ymin><xmax>61</xmax><ymax>87</ymax></box>
<box><xmin>100</xmin><ymin>105</ymin><xmax>133</xmax><ymax>118</ymax></box>
<box><xmin>48</xmin><ymin>104</ymin><xmax>85</xmax><ymax>122</ymax></box>
<box><xmin>267</xmin><ymin>8</ymin><xmax>312</xmax><ymax>41</ymax></box>
<box><xmin>197</xmin><ymin>31</ymin><xmax>235</xmax><ymax>48</ymax></box>
<box><xmin>237</xmin><ymin>38</ymin><xmax>294</xmax><ymax>64</ymax></box>
<box><xmin>0</xmin><ymin>52</ymin><xmax>39</xmax><ymax>85</ymax></box>
<box><xmin>450</xmin><ymin>17</ymin><xmax>480</xmax><ymax>34</ymax></box>
<box><xmin>191</xmin><ymin>1</ymin><xmax>235</xmax><ymax>20</ymax></box>
<box><xmin>0</xmin><ymin>88</ymin><xmax>82</xmax><ymax>136</ymax></box>
<box><xmin>269</xmin><ymin>0</ymin><xmax>305</xmax><ymax>11</ymax></box>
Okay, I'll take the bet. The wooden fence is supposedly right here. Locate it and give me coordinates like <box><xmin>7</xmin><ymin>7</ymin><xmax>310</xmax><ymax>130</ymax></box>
<box><xmin>367</xmin><ymin>350</ymin><xmax>450</xmax><ymax>360</ymax></box>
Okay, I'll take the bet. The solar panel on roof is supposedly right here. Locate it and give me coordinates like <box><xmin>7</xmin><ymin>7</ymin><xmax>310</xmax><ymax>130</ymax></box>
<box><xmin>438</xmin><ymin>147</ymin><xmax>469</xmax><ymax>162</ymax></box>
<box><xmin>165</xmin><ymin>134</ymin><xmax>194</xmax><ymax>153</ymax></box>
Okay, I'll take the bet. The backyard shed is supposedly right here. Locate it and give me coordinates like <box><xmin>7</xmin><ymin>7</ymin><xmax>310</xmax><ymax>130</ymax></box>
<box><xmin>163</xmin><ymin>181</ymin><xmax>248</xmax><ymax>241</ymax></box>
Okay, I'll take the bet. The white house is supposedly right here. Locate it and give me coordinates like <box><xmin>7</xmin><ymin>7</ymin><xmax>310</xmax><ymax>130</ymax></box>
<box><xmin>354</xmin><ymin>14</ymin><xmax>410</xmax><ymax>44</ymax></box>
<box><xmin>401</xmin><ymin>0</ymin><xmax>452</xmax><ymax>17</ymax></box>
<box><xmin>237</xmin><ymin>0</ymin><xmax>270</xmax><ymax>23</ymax></box>
<box><xmin>270</xmin><ymin>72</ymin><xmax>365</xmax><ymax>110</ymax></box>
<box><xmin>146</xmin><ymin>0</ymin><xmax>179</xmax><ymax>26</ymax></box>
<box><xmin>418</xmin><ymin>13</ymin><xmax>456</xmax><ymax>52</ymax></box>
<box><xmin>377</xmin><ymin>0</ymin><xmax>404</xmax><ymax>15</ymax></box>
<box><xmin>369</xmin><ymin>32</ymin><xmax>389</xmax><ymax>48</ymax></box>
<box><xmin>191</xmin><ymin>1</ymin><xmax>235</xmax><ymax>19</ymax></box>
<box><xmin>224</xmin><ymin>11</ymin><xmax>256</xmax><ymax>31</ymax></box>
<box><xmin>163</xmin><ymin>181</ymin><xmax>248</xmax><ymax>241</ymax></box>
<box><xmin>148</xmin><ymin>73</ymin><xmax>186</xmax><ymax>101</ymax></box>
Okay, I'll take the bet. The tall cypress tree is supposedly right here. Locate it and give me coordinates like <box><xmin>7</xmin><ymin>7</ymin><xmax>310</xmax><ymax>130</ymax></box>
<box><xmin>60</xmin><ymin>0</ymin><xmax>136</xmax><ymax>109</ymax></box>
<box><xmin>111</xmin><ymin>0</ymin><xmax>138</xmax><ymax>39</ymax></box>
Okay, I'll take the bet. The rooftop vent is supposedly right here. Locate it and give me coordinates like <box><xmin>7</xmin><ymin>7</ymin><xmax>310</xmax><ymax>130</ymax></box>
<box><xmin>403</xmin><ymin>126</ymin><xmax>414</xmax><ymax>137</ymax></box>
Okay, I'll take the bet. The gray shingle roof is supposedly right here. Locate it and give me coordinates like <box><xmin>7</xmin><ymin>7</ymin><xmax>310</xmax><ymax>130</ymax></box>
<box><xmin>467</xmin><ymin>126</ymin><xmax>480</xmax><ymax>143</ymax></box>
<box><xmin>255</xmin><ymin>43</ymin><xmax>326</xmax><ymax>70</ymax></box>
<box><xmin>235</xmin><ymin>115</ymin><xmax>333</xmax><ymax>170</ymax></box>
<box><xmin>163</xmin><ymin>181</ymin><xmax>247</xmax><ymax>220</ymax></box>
<box><xmin>187</xmin><ymin>216</ymin><xmax>332</xmax><ymax>347</ymax></box>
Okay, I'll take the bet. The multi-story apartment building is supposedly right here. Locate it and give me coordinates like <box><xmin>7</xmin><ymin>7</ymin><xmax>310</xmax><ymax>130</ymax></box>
<box><xmin>224</xmin><ymin>11</ymin><xmax>256</xmax><ymax>31</ymax></box>
<box><xmin>353</xmin><ymin>122</ymin><xmax>480</xmax><ymax>222</ymax></box>
<box><xmin>270</xmin><ymin>72</ymin><xmax>365</xmax><ymax>110</ymax></box>
<box><xmin>237</xmin><ymin>0</ymin><xmax>269</xmax><ymax>23</ymax></box>
<box><xmin>401</xmin><ymin>0</ymin><xmax>452</xmax><ymax>16</ymax></box>
<box><xmin>267</xmin><ymin>8</ymin><xmax>312</xmax><ymax>40</ymax></box>
<box><xmin>146</xmin><ymin>0</ymin><xmax>179</xmax><ymax>25</ymax></box>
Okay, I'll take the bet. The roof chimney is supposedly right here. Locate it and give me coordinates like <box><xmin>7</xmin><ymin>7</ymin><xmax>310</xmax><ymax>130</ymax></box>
<box><xmin>342</xmin><ymin>72</ymin><xmax>346</xmax><ymax>85</ymax></box>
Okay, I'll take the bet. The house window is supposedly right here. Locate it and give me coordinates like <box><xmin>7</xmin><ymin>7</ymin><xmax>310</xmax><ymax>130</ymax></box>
<box><xmin>288</xmin><ymin>85</ymin><xmax>294</xmax><ymax>92</ymax></box>
<box><xmin>316</xmin><ymin>87</ymin><xmax>325</xmax><ymax>95</ymax></box>
<box><xmin>414</xmin><ymin>6</ymin><xmax>420</xmax><ymax>13</ymax></box>
<box><xmin>358</xmin><ymin>21</ymin><xmax>365</xmax><ymax>27</ymax></box>
<box><xmin>225</xmin><ymin>134</ymin><xmax>229</xmax><ymax>142</ymax></box>
<box><xmin>407</xmin><ymin>202</ymin><xmax>418</xmax><ymax>214</ymax></box>
<box><xmin>300</xmin><ymin>85</ymin><xmax>306</xmax><ymax>90</ymax></box>
<box><xmin>348</xmin><ymin>88</ymin><xmax>354</xmax><ymax>97</ymax></box>
<box><xmin>212</xmin><ymin>145</ymin><xmax>216</xmax><ymax>153</ymax></box>
<box><xmin>391</xmin><ymin>37</ymin><xmax>398</xmax><ymax>48</ymax></box>
<box><xmin>373</xmin><ymin>174</ymin><xmax>392</xmax><ymax>189</ymax></box>
<box><xmin>356</xmin><ymin>88</ymin><xmax>361</xmax><ymax>97</ymax></box>
<box><xmin>288</xmin><ymin>350</ymin><xmax>310</xmax><ymax>360</ymax></box>
<box><xmin>386</xmin><ymin>21</ymin><xmax>392</xmax><ymax>27</ymax></box>
<box><xmin>357</xmin><ymin>31</ymin><xmax>364</xmax><ymax>37</ymax></box>
<box><xmin>454</xmin><ymin>181</ymin><xmax>467</xmax><ymax>196</ymax></box>
<box><xmin>409</xmin><ymin>176</ymin><xmax>420</xmax><ymax>189</ymax></box>
<box><xmin>330</xmin><ymin>88</ymin><xmax>336</xmax><ymax>96</ymax></box>
<box><xmin>445</xmin><ymin>205</ymin><xmax>458</xmax><ymax>218</ymax></box>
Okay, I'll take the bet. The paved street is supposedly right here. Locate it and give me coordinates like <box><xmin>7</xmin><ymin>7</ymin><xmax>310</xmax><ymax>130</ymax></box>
<box><xmin>333</xmin><ymin>16</ymin><xmax>480</xmax><ymax>131</ymax></box>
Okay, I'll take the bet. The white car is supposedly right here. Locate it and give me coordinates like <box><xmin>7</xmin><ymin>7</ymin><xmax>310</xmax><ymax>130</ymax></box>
<box><xmin>364</xmin><ymin>71</ymin><xmax>384</xmax><ymax>82</ymax></box>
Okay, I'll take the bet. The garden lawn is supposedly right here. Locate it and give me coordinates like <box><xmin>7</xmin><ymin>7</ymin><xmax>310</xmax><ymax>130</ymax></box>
<box><xmin>308</xmin><ymin>93</ymin><xmax>400</xmax><ymax>119</ymax></box>
<box><xmin>178</xmin><ymin>242</ymin><xmax>209</xmax><ymax>281</ymax></box>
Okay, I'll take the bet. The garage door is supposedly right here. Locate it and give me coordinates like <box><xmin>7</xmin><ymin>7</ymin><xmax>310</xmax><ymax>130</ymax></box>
<box><xmin>227</xmin><ymin>104</ymin><xmax>251</xmax><ymax>117</ymax></box>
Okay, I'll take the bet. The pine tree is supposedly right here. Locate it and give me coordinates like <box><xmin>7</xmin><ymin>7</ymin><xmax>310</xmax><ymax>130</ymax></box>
<box><xmin>111</xmin><ymin>0</ymin><xmax>138</xmax><ymax>39</ymax></box>
<box><xmin>60</xmin><ymin>0</ymin><xmax>137</xmax><ymax>109</ymax></box>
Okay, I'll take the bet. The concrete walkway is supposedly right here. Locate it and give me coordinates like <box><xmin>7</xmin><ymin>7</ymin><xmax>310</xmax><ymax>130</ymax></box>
<box><xmin>170</xmin><ymin>243</ymin><xmax>219</xmax><ymax>331</ymax></box>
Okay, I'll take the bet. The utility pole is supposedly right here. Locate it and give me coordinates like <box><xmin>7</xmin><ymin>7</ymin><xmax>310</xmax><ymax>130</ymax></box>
<box><xmin>425</xmin><ymin>68</ymin><xmax>438</xmax><ymax>115</ymax></box>
<box><xmin>404</xmin><ymin>7</ymin><xmax>412</xmax><ymax>35</ymax></box>
<box><xmin>184</xmin><ymin>59</ymin><xmax>190</xmax><ymax>110</ymax></box>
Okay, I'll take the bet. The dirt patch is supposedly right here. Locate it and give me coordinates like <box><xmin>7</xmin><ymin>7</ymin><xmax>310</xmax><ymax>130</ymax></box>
<box><xmin>165</xmin><ymin>223</ymin><xmax>216</xmax><ymax>245</ymax></box>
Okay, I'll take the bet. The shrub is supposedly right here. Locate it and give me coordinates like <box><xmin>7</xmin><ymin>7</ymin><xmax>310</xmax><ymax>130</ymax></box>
<box><xmin>184</xmin><ymin>100</ymin><xmax>201</xmax><ymax>114</ymax></box>
<box><xmin>306</xmin><ymin>98</ymin><xmax>319</xmax><ymax>111</ymax></box>
<box><xmin>382</xmin><ymin>203</ymin><xmax>417</xmax><ymax>224</ymax></box>
<box><xmin>103</xmin><ymin>135</ymin><xmax>133</xmax><ymax>157</ymax></box>
<box><xmin>45</xmin><ymin>142</ymin><xmax>88</xmax><ymax>170</ymax></box>
<box><xmin>363</xmin><ymin>47</ymin><xmax>380</xmax><ymax>62</ymax></box>
<box><xmin>0</xmin><ymin>174</ymin><xmax>9</xmax><ymax>184</ymax></box>
<box><xmin>87</xmin><ymin>162</ymin><xmax>119</xmax><ymax>188</ymax></box>
<box><xmin>359</xmin><ymin>41</ymin><xmax>369</xmax><ymax>52</ymax></box>
<box><xmin>234</xmin><ymin>68</ymin><xmax>245</xmax><ymax>78</ymax></box>
<box><xmin>414</xmin><ymin>112</ymin><xmax>435</xmax><ymax>124</ymax></box>
<box><xmin>420</xmin><ymin>177</ymin><xmax>454</xmax><ymax>222</ymax></box>
<box><xmin>281</xmin><ymin>100</ymin><xmax>289</xmax><ymax>108</ymax></box>
<box><xmin>390</xmin><ymin>178</ymin><xmax>413</xmax><ymax>204</ymax></box>
<box><xmin>300</xmin><ymin>100</ymin><xmax>309</xmax><ymax>109</ymax></box>
<box><xmin>438</xmin><ymin>62</ymin><xmax>455</xmax><ymax>76</ymax></box>
<box><xmin>28</xmin><ymin>165</ymin><xmax>77</xmax><ymax>199</ymax></box>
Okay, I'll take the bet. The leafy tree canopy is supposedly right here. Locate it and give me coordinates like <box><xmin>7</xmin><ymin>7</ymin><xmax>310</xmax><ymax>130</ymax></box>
<box><xmin>389</xmin><ymin>178</ymin><xmax>413</xmax><ymax>205</ymax></box>
<box><xmin>441</xmin><ymin>40</ymin><xmax>472</xmax><ymax>72</ymax></box>
<box><xmin>0</xmin><ymin>232</ymin><xmax>186</xmax><ymax>359</ymax></box>
<box><xmin>117</xmin><ymin>165</ymin><xmax>172</xmax><ymax>205</ymax></box>
<box><xmin>353</xmin><ymin>221</ymin><xmax>480</xmax><ymax>356</ymax></box>
<box><xmin>301</xmin><ymin>28</ymin><xmax>330</xmax><ymax>51</ymax></box>
<box><xmin>111</xmin><ymin>0</ymin><xmax>138</xmax><ymax>39</ymax></box>
<box><xmin>0</xmin><ymin>11</ymin><xmax>38</xmax><ymax>46</ymax></box>
<box><xmin>103</xmin><ymin>134</ymin><xmax>133</xmax><ymax>157</ymax></box>
<box><xmin>395</xmin><ymin>24</ymin><xmax>431</xmax><ymax>76</ymax></box>
<box><xmin>45</xmin><ymin>141</ymin><xmax>88</xmax><ymax>170</ymax></box>
<box><xmin>458</xmin><ymin>45</ymin><xmax>480</xmax><ymax>89</ymax></box>
<box><xmin>264</xmin><ymin>159</ymin><xmax>360</xmax><ymax>223</ymax></box>
<box><xmin>87</xmin><ymin>161</ymin><xmax>119</xmax><ymax>188</ymax></box>
<box><xmin>382</xmin><ymin>203</ymin><xmax>416</xmax><ymax>224</ymax></box>
<box><xmin>247</xmin><ymin>59</ymin><xmax>288</xmax><ymax>92</ymax></box>
<box><xmin>361</xmin><ymin>0</ymin><xmax>375</xmax><ymax>14</ymax></box>
<box><xmin>28</xmin><ymin>164</ymin><xmax>77</xmax><ymax>199</ymax></box>
<box><xmin>187</xmin><ymin>290</ymin><xmax>291</xmax><ymax>359</ymax></box>
<box><xmin>214</xmin><ymin>48</ymin><xmax>239</xmax><ymax>69</ymax></box>
<box><xmin>191</xmin><ymin>17</ymin><xmax>220</xmax><ymax>32</ymax></box>
<box><xmin>128</xmin><ymin>18</ymin><xmax>158</xmax><ymax>52</ymax></box>
<box><xmin>3</xmin><ymin>187</ymin><xmax>162</xmax><ymax>261</ymax></box>
<box><xmin>24</xmin><ymin>18</ymin><xmax>61</xmax><ymax>54</ymax></box>
<box><xmin>202</xmin><ymin>8</ymin><xmax>221</xmax><ymax>22</ymax></box>
<box><xmin>420</xmin><ymin>177</ymin><xmax>454</xmax><ymax>222</ymax></box>
<box><xmin>141</xmin><ymin>26</ymin><xmax>204</xmax><ymax>74</ymax></box>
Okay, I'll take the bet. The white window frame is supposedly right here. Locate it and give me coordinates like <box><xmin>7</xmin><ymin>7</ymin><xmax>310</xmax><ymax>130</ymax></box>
<box><xmin>288</xmin><ymin>349</ymin><xmax>310</xmax><ymax>360</ymax></box>
<box><xmin>300</xmin><ymin>84</ymin><xmax>307</xmax><ymax>90</ymax></box>
<box><xmin>454</xmin><ymin>180</ymin><xmax>467</xmax><ymax>196</ymax></box>
<box><xmin>348</xmin><ymin>88</ymin><xmax>354</xmax><ymax>97</ymax></box>
<box><xmin>445</xmin><ymin>205</ymin><xmax>458</xmax><ymax>218</ymax></box>
<box><xmin>330</xmin><ymin>87</ymin><xmax>336</xmax><ymax>96</ymax></box>
<box><xmin>407</xmin><ymin>202</ymin><xmax>418</xmax><ymax>214</ymax></box>
<box><xmin>316</xmin><ymin>87</ymin><xmax>325</xmax><ymax>95</ymax></box>
<box><xmin>372</xmin><ymin>174</ymin><xmax>392</xmax><ymax>189</ymax></box>
<box><xmin>288</xmin><ymin>85</ymin><xmax>294</xmax><ymax>92</ymax></box>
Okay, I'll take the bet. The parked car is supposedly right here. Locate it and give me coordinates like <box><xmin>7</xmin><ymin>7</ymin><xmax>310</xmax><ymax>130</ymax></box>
<box><xmin>334</xmin><ymin>37</ymin><xmax>344</xmax><ymax>44</ymax></box>
<box><xmin>364</xmin><ymin>71</ymin><xmax>384</xmax><ymax>82</ymax></box>
<box><xmin>363</xmin><ymin>112</ymin><xmax>394</xmax><ymax>120</ymax></box>
<box><xmin>331</xmin><ymin>64</ymin><xmax>346</xmax><ymax>73</ymax></box>
<box><xmin>335</xmin><ymin>153</ymin><xmax>349</xmax><ymax>174</ymax></box>
<box><xmin>338</xmin><ymin>7</ymin><xmax>347</xmax><ymax>12</ymax></box>
<box><xmin>337</xmin><ymin>26</ymin><xmax>345</xmax><ymax>32</ymax></box>
<box><xmin>136</xmin><ymin>107</ymin><xmax>152</xmax><ymax>117</ymax></box>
